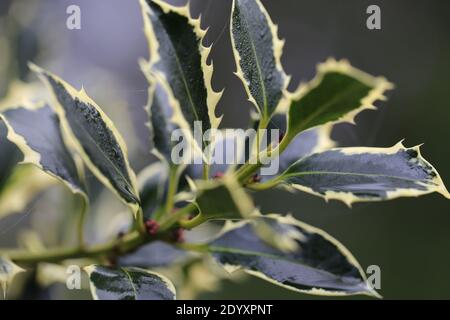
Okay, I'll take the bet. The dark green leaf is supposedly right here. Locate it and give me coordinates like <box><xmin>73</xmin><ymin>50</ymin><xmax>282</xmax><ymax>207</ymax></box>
<box><xmin>85</xmin><ymin>265</ymin><xmax>176</xmax><ymax>300</ymax></box>
<box><xmin>276</xmin><ymin>142</ymin><xmax>450</xmax><ymax>206</ymax></box>
<box><xmin>231</xmin><ymin>0</ymin><xmax>288</xmax><ymax>118</ymax></box>
<box><xmin>30</xmin><ymin>64</ymin><xmax>140</xmax><ymax>211</ymax></box>
<box><xmin>209</xmin><ymin>215</ymin><xmax>377</xmax><ymax>297</ymax></box>
<box><xmin>286</xmin><ymin>59</ymin><xmax>393</xmax><ymax>140</ymax></box>
<box><xmin>141</xmin><ymin>0</ymin><xmax>222</xmax><ymax>143</ymax></box>
<box><xmin>0</xmin><ymin>104</ymin><xmax>85</xmax><ymax>196</ymax></box>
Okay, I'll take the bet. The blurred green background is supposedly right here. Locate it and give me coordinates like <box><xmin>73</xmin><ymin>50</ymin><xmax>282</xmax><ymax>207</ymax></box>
<box><xmin>1</xmin><ymin>0</ymin><xmax>449</xmax><ymax>299</ymax></box>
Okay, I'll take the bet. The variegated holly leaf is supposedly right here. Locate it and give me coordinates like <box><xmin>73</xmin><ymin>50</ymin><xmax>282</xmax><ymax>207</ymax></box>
<box><xmin>0</xmin><ymin>104</ymin><xmax>85</xmax><ymax>197</ymax></box>
<box><xmin>209</xmin><ymin>215</ymin><xmax>378</xmax><ymax>297</ymax></box>
<box><xmin>84</xmin><ymin>265</ymin><xmax>176</xmax><ymax>300</ymax></box>
<box><xmin>0</xmin><ymin>257</ymin><xmax>25</xmax><ymax>299</ymax></box>
<box><xmin>146</xmin><ymin>78</ymin><xmax>175</xmax><ymax>163</ymax></box>
<box><xmin>286</xmin><ymin>59</ymin><xmax>393</xmax><ymax>141</ymax></box>
<box><xmin>279</xmin><ymin>126</ymin><xmax>335</xmax><ymax>173</ymax></box>
<box><xmin>137</xmin><ymin>162</ymin><xmax>168</xmax><ymax>219</ymax></box>
<box><xmin>0</xmin><ymin>81</ymin><xmax>46</xmax><ymax>191</ymax></box>
<box><xmin>273</xmin><ymin>142</ymin><xmax>450</xmax><ymax>206</ymax></box>
<box><xmin>0</xmin><ymin>121</ymin><xmax>21</xmax><ymax>191</ymax></box>
<box><xmin>140</xmin><ymin>0</ymin><xmax>222</xmax><ymax>151</ymax></box>
<box><xmin>231</xmin><ymin>0</ymin><xmax>289</xmax><ymax>119</ymax></box>
<box><xmin>30</xmin><ymin>64</ymin><xmax>140</xmax><ymax>212</ymax></box>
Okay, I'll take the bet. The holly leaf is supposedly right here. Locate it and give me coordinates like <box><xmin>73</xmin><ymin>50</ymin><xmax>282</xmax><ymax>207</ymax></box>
<box><xmin>231</xmin><ymin>0</ymin><xmax>289</xmax><ymax>119</ymax></box>
<box><xmin>0</xmin><ymin>104</ymin><xmax>85</xmax><ymax>197</ymax></box>
<box><xmin>209</xmin><ymin>215</ymin><xmax>378</xmax><ymax>297</ymax></box>
<box><xmin>84</xmin><ymin>265</ymin><xmax>176</xmax><ymax>300</ymax></box>
<box><xmin>0</xmin><ymin>121</ymin><xmax>21</xmax><ymax>191</ymax></box>
<box><xmin>0</xmin><ymin>81</ymin><xmax>48</xmax><ymax>191</ymax></box>
<box><xmin>286</xmin><ymin>59</ymin><xmax>393</xmax><ymax>141</ymax></box>
<box><xmin>146</xmin><ymin>78</ymin><xmax>175</xmax><ymax>163</ymax></box>
<box><xmin>274</xmin><ymin>142</ymin><xmax>450</xmax><ymax>206</ymax></box>
<box><xmin>0</xmin><ymin>257</ymin><xmax>25</xmax><ymax>299</ymax></box>
<box><xmin>137</xmin><ymin>162</ymin><xmax>168</xmax><ymax>219</ymax></box>
<box><xmin>30</xmin><ymin>64</ymin><xmax>140</xmax><ymax>212</ymax></box>
<box><xmin>140</xmin><ymin>0</ymin><xmax>222</xmax><ymax>152</ymax></box>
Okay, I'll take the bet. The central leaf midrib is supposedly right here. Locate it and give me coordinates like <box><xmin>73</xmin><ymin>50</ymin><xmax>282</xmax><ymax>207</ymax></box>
<box><xmin>121</xmin><ymin>268</ymin><xmax>138</xmax><ymax>300</ymax></box>
<box><xmin>69</xmin><ymin>109</ymin><xmax>133</xmax><ymax>194</ymax></box>
<box><xmin>208</xmin><ymin>245</ymin><xmax>362</xmax><ymax>284</ymax></box>
<box><xmin>284</xmin><ymin>170</ymin><xmax>435</xmax><ymax>185</ymax></box>
<box><xmin>293</xmin><ymin>81</ymin><xmax>364</xmax><ymax>133</ymax></box>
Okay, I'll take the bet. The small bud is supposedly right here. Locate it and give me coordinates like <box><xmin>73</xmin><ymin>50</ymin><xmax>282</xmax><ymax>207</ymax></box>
<box><xmin>188</xmin><ymin>213</ymin><xmax>196</xmax><ymax>220</ymax></box>
<box><xmin>172</xmin><ymin>227</ymin><xmax>185</xmax><ymax>243</ymax></box>
<box><xmin>251</xmin><ymin>174</ymin><xmax>261</xmax><ymax>183</ymax></box>
<box><xmin>145</xmin><ymin>220</ymin><xmax>160</xmax><ymax>236</ymax></box>
<box><xmin>213</xmin><ymin>171</ymin><xmax>224</xmax><ymax>179</ymax></box>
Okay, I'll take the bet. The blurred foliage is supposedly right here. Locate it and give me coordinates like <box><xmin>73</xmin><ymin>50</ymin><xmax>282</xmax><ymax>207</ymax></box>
<box><xmin>0</xmin><ymin>0</ymin><xmax>450</xmax><ymax>299</ymax></box>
